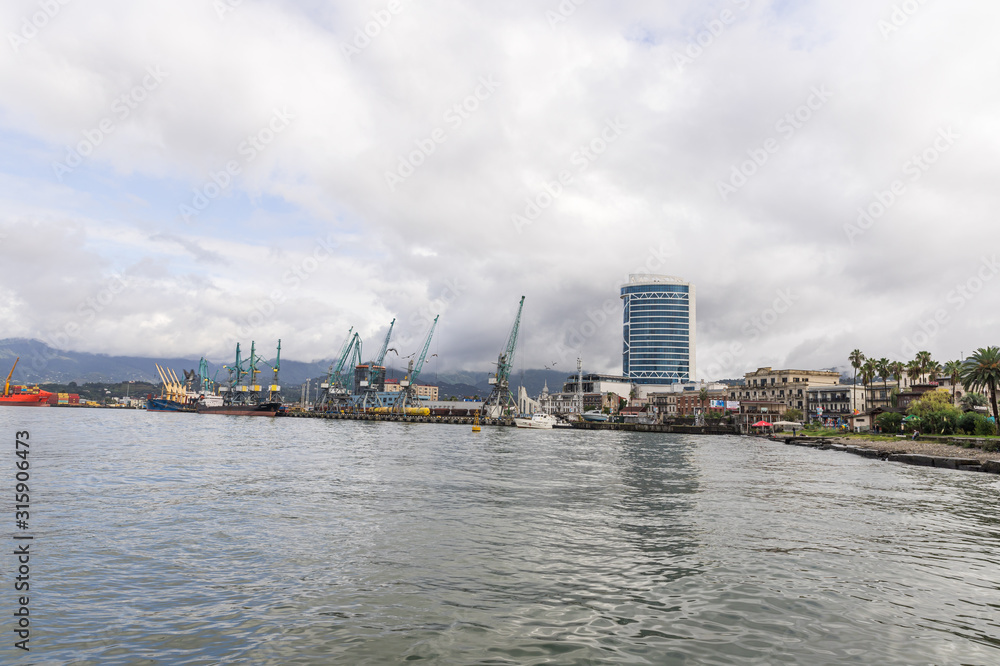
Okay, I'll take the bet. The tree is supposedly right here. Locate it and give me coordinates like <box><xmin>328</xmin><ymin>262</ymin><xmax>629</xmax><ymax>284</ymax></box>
<box><xmin>785</xmin><ymin>407</ymin><xmax>803</xmax><ymax>422</ymax></box>
<box><xmin>877</xmin><ymin>357</ymin><xmax>891</xmax><ymax>408</ymax></box>
<box><xmin>915</xmin><ymin>350</ymin><xmax>933</xmax><ymax>384</ymax></box>
<box><xmin>959</xmin><ymin>347</ymin><xmax>1000</xmax><ymax>433</ymax></box>
<box><xmin>926</xmin><ymin>360</ymin><xmax>942</xmax><ymax>385</ymax></box>
<box><xmin>906</xmin><ymin>359</ymin><xmax>922</xmax><ymax>388</ymax></box>
<box><xmin>907</xmin><ymin>389</ymin><xmax>960</xmax><ymax>418</ymax></box>
<box><xmin>849</xmin><ymin>349</ymin><xmax>865</xmax><ymax>413</ymax></box>
<box><xmin>876</xmin><ymin>411</ymin><xmax>903</xmax><ymax>433</ymax></box>
<box><xmin>943</xmin><ymin>359</ymin><xmax>963</xmax><ymax>405</ymax></box>
<box><xmin>861</xmin><ymin>359</ymin><xmax>877</xmax><ymax>410</ymax></box>
<box><xmin>698</xmin><ymin>387</ymin><xmax>709</xmax><ymax>413</ymax></box>
<box><xmin>960</xmin><ymin>392</ymin><xmax>987</xmax><ymax>411</ymax></box>
<box><xmin>890</xmin><ymin>361</ymin><xmax>905</xmax><ymax>392</ymax></box>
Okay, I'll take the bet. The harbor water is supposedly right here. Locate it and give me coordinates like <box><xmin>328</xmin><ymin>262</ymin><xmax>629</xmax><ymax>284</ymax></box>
<box><xmin>2</xmin><ymin>408</ymin><xmax>999</xmax><ymax>664</ymax></box>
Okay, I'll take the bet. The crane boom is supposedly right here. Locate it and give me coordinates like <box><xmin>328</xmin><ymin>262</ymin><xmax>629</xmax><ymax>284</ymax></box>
<box><xmin>409</xmin><ymin>315</ymin><xmax>439</xmax><ymax>385</ymax></box>
<box><xmin>369</xmin><ymin>318</ymin><xmax>395</xmax><ymax>367</ymax></box>
<box><xmin>4</xmin><ymin>356</ymin><xmax>19</xmax><ymax>397</ymax></box>
<box><xmin>328</xmin><ymin>327</ymin><xmax>355</xmax><ymax>383</ymax></box>
<box><xmin>482</xmin><ymin>296</ymin><xmax>525</xmax><ymax>419</ymax></box>
<box><xmin>496</xmin><ymin>296</ymin><xmax>525</xmax><ymax>384</ymax></box>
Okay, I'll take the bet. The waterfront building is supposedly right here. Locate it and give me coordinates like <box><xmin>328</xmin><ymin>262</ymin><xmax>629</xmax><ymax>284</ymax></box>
<box><xmin>620</xmin><ymin>274</ymin><xmax>695</xmax><ymax>385</ymax></box>
<box><xmin>561</xmin><ymin>373</ymin><xmax>632</xmax><ymax>401</ymax></box>
<box><xmin>806</xmin><ymin>385</ymin><xmax>867</xmax><ymax>423</ymax></box>
<box><xmin>729</xmin><ymin>367</ymin><xmax>840</xmax><ymax>413</ymax></box>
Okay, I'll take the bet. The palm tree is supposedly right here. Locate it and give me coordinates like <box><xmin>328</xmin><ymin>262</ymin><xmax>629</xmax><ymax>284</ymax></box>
<box><xmin>849</xmin><ymin>349</ymin><xmax>865</xmax><ymax>414</ymax></box>
<box><xmin>889</xmin><ymin>360</ymin><xmax>905</xmax><ymax>408</ymax></box>
<box><xmin>861</xmin><ymin>359</ymin><xmax>877</xmax><ymax>413</ymax></box>
<box><xmin>959</xmin><ymin>347</ymin><xmax>1000</xmax><ymax>433</ymax></box>
<box><xmin>906</xmin><ymin>359</ymin><xmax>922</xmax><ymax>388</ymax></box>
<box><xmin>915</xmin><ymin>350</ymin><xmax>933</xmax><ymax>384</ymax></box>
<box><xmin>943</xmin><ymin>359</ymin><xmax>962</xmax><ymax>404</ymax></box>
<box><xmin>877</xmin><ymin>358</ymin><xmax>891</xmax><ymax>408</ymax></box>
<box><xmin>698</xmin><ymin>387</ymin><xmax>709</xmax><ymax>414</ymax></box>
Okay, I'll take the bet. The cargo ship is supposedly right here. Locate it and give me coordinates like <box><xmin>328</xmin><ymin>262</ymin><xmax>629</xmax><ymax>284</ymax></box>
<box><xmin>1</xmin><ymin>358</ymin><xmax>53</xmax><ymax>407</ymax></box>
<box><xmin>198</xmin><ymin>340</ymin><xmax>284</xmax><ymax>417</ymax></box>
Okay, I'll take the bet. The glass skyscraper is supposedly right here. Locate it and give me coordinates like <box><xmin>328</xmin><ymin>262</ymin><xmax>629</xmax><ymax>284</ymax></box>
<box><xmin>620</xmin><ymin>274</ymin><xmax>695</xmax><ymax>385</ymax></box>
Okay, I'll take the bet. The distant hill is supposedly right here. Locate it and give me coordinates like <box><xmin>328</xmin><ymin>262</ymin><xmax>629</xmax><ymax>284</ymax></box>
<box><xmin>0</xmin><ymin>338</ymin><xmax>332</xmax><ymax>386</ymax></box>
<box><xmin>0</xmin><ymin>338</ymin><xmax>575</xmax><ymax>397</ymax></box>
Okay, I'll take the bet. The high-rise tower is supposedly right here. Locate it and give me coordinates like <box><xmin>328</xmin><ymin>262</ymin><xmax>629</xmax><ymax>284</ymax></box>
<box><xmin>620</xmin><ymin>274</ymin><xmax>695</xmax><ymax>385</ymax></box>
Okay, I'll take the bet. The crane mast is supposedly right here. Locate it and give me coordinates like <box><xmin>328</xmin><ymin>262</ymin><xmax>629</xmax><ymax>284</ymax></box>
<box><xmin>482</xmin><ymin>296</ymin><xmax>525</xmax><ymax>419</ymax></box>
<box><xmin>392</xmin><ymin>315</ymin><xmax>438</xmax><ymax>413</ymax></box>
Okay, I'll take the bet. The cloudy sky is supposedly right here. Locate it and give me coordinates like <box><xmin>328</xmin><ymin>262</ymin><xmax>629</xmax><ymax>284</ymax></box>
<box><xmin>1</xmin><ymin>0</ymin><xmax>998</xmax><ymax>379</ymax></box>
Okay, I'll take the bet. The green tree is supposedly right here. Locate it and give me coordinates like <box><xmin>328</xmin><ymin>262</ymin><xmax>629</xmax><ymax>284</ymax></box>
<box><xmin>943</xmin><ymin>359</ymin><xmax>963</xmax><ymax>404</ymax></box>
<box><xmin>785</xmin><ymin>407</ymin><xmax>803</xmax><ymax>422</ymax></box>
<box><xmin>906</xmin><ymin>359</ymin><xmax>922</xmax><ymax>388</ymax></box>
<box><xmin>890</xmin><ymin>361</ymin><xmax>905</xmax><ymax>392</ymax></box>
<box><xmin>960</xmin><ymin>391</ymin><xmax>987</xmax><ymax>411</ymax></box>
<box><xmin>876</xmin><ymin>411</ymin><xmax>903</xmax><ymax>433</ymax></box>
<box><xmin>877</xmin><ymin>357</ymin><xmax>891</xmax><ymax>408</ymax></box>
<box><xmin>915</xmin><ymin>350</ymin><xmax>933</xmax><ymax>384</ymax></box>
<box><xmin>906</xmin><ymin>388</ymin><xmax>960</xmax><ymax>417</ymax></box>
<box><xmin>959</xmin><ymin>347</ymin><xmax>1000</xmax><ymax>433</ymax></box>
<box><xmin>861</xmin><ymin>359</ymin><xmax>877</xmax><ymax>410</ymax></box>
<box><xmin>849</xmin><ymin>349</ymin><xmax>865</xmax><ymax>413</ymax></box>
<box><xmin>698</xmin><ymin>387</ymin><xmax>709</xmax><ymax>413</ymax></box>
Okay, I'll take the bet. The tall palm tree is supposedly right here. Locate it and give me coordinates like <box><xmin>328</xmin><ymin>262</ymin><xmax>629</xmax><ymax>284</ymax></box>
<box><xmin>926</xmin><ymin>360</ymin><xmax>942</xmax><ymax>386</ymax></box>
<box><xmin>890</xmin><ymin>360</ymin><xmax>905</xmax><ymax>408</ymax></box>
<box><xmin>915</xmin><ymin>350</ymin><xmax>933</xmax><ymax>384</ymax></box>
<box><xmin>861</xmin><ymin>359</ymin><xmax>877</xmax><ymax>413</ymax></box>
<box><xmin>906</xmin><ymin>359</ymin><xmax>922</xmax><ymax>388</ymax></box>
<box><xmin>877</xmin><ymin>358</ymin><xmax>891</xmax><ymax>408</ymax></box>
<box><xmin>849</xmin><ymin>349</ymin><xmax>865</xmax><ymax>414</ymax></box>
<box><xmin>959</xmin><ymin>347</ymin><xmax>1000</xmax><ymax>433</ymax></box>
<box><xmin>943</xmin><ymin>359</ymin><xmax>963</xmax><ymax>405</ymax></box>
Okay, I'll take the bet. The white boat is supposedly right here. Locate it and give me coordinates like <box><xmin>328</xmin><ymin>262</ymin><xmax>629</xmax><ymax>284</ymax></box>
<box><xmin>513</xmin><ymin>413</ymin><xmax>557</xmax><ymax>429</ymax></box>
<box><xmin>581</xmin><ymin>410</ymin><xmax>610</xmax><ymax>422</ymax></box>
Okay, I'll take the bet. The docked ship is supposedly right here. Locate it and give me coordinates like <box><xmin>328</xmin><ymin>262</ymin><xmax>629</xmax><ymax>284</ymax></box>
<box><xmin>1</xmin><ymin>358</ymin><xmax>53</xmax><ymax>407</ymax></box>
<box><xmin>146</xmin><ymin>360</ymin><xmax>223</xmax><ymax>413</ymax></box>
<box><xmin>198</xmin><ymin>340</ymin><xmax>284</xmax><ymax>417</ymax></box>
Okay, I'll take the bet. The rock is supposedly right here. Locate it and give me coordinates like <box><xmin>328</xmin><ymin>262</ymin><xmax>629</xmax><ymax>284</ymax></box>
<box><xmin>982</xmin><ymin>460</ymin><xmax>1000</xmax><ymax>474</ymax></box>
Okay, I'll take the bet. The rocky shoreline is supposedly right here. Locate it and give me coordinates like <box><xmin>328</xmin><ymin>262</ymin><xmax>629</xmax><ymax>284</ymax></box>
<box><xmin>773</xmin><ymin>435</ymin><xmax>1000</xmax><ymax>474</ymax></box>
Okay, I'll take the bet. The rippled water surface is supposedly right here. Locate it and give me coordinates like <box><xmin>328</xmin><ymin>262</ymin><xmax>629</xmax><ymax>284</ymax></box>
<box><xmin>3</xmin><ymin>409</ymin><xmax>999</xmax><ymax>664</ymax></box>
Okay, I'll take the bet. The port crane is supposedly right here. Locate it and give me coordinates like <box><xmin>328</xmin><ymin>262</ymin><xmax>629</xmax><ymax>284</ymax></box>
<box><xmin>3</xmin><ymin>357</ymin><xmax>19</xmax><ymax>397</ymax></box>
<box><xmin>391</xmin><ymin>315</ymin><xmax>438</xmax><ymax>414</ymax></box>
<box><xmin>351</xmin><ymin>318</ymin><xmax>395</xmax><ymax>411</ymax></box>
<box><xmin>317</xmin><ymin>328</ymin><xmax>362</xmax><ymax>411</ymax></box>
<box><xmin>482</xmin><ymin>296</ymin><xmax>525</xmax><ymax>419</ymax></box>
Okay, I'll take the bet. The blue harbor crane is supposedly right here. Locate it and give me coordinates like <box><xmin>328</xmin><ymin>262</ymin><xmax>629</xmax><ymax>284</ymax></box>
<box><xmin>351</xmin><ymin>318</ymin><xmax>395</xmax><ymax>411</ymax></box>
<box><xmin>317</xmin><ymin>328</ymin><xmax>362</xmax><ymax>412</ymax></box>
<box><xmin>391</xmin><ymin>315</ymin><xmax>439</xmax><ymax>414</ymax></box>
<box><xmin>482</xmin><ymin>296</ymin><xmax>525</xmax><ymax>419</ymax></box>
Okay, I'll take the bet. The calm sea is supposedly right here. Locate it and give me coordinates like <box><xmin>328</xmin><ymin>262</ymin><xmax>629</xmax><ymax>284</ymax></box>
<box><xmin>2</xmin><ymin>408</ymin><xmax>998</xmax><ymax>665</ymax></box>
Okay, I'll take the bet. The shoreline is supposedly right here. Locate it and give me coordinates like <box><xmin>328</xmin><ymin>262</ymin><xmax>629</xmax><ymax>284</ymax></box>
<box><xmin>774</xmin><ymin>434</ymin><xmax>1000</xmax><ymax>473</ymax></box>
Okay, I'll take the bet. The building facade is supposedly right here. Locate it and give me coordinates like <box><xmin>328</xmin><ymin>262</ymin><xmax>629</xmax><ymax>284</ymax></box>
<box><xmin>383</xmin><ymin>379</ymin><xmax>439</xmax><ymax>401</ymax></box>
<box><xmin>806</xmin><ymin>385</ymin><xmax>867</xmax><ymax>423</ymax></box>
<box><xmin>729</xmin><ymin>367</ymin><xmax>840</xmax><ymax>412</ymax></box>
<box><xmin>620</xmin><ymin>274</ymin><xmax>695</xmax><ymax>385</ymax></box>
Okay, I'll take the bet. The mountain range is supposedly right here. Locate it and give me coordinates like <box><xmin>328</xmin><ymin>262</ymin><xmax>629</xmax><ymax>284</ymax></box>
<box><xmin>0</xmin><ymin>338</ymin><xmax>574</xmax><ymax>399</ymax></box>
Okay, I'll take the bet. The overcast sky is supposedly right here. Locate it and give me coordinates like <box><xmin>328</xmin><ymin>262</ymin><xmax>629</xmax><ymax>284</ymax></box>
<box><xmin>1</xmin><ymin>0</ymin><xmax>998</xmax><ymax>380</ymax></box>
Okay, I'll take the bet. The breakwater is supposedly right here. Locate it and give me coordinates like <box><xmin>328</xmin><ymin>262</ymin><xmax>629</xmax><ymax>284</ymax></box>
<box><xmin>775</xmin><ymin>435</ymin><xmax>1000</xmax><ymax>474</ymax></box>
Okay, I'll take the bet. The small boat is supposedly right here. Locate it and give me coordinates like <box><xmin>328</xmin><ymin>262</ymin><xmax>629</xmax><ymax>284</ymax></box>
<box><xmin>513</xmin><ymin>413</ymin><xmax>557</xmax><ymax>429</ymax></box>
<box><xmin>581</xmin><ymin>410</ymin><xmax>610</xmax><ymax>423</ymax></box>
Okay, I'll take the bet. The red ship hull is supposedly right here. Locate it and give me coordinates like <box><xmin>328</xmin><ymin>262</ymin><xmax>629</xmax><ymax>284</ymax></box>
<box><xmin>0</xmin><ymin>386</ymin><xmax>54</xmax><ymax>406</ymax></box>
